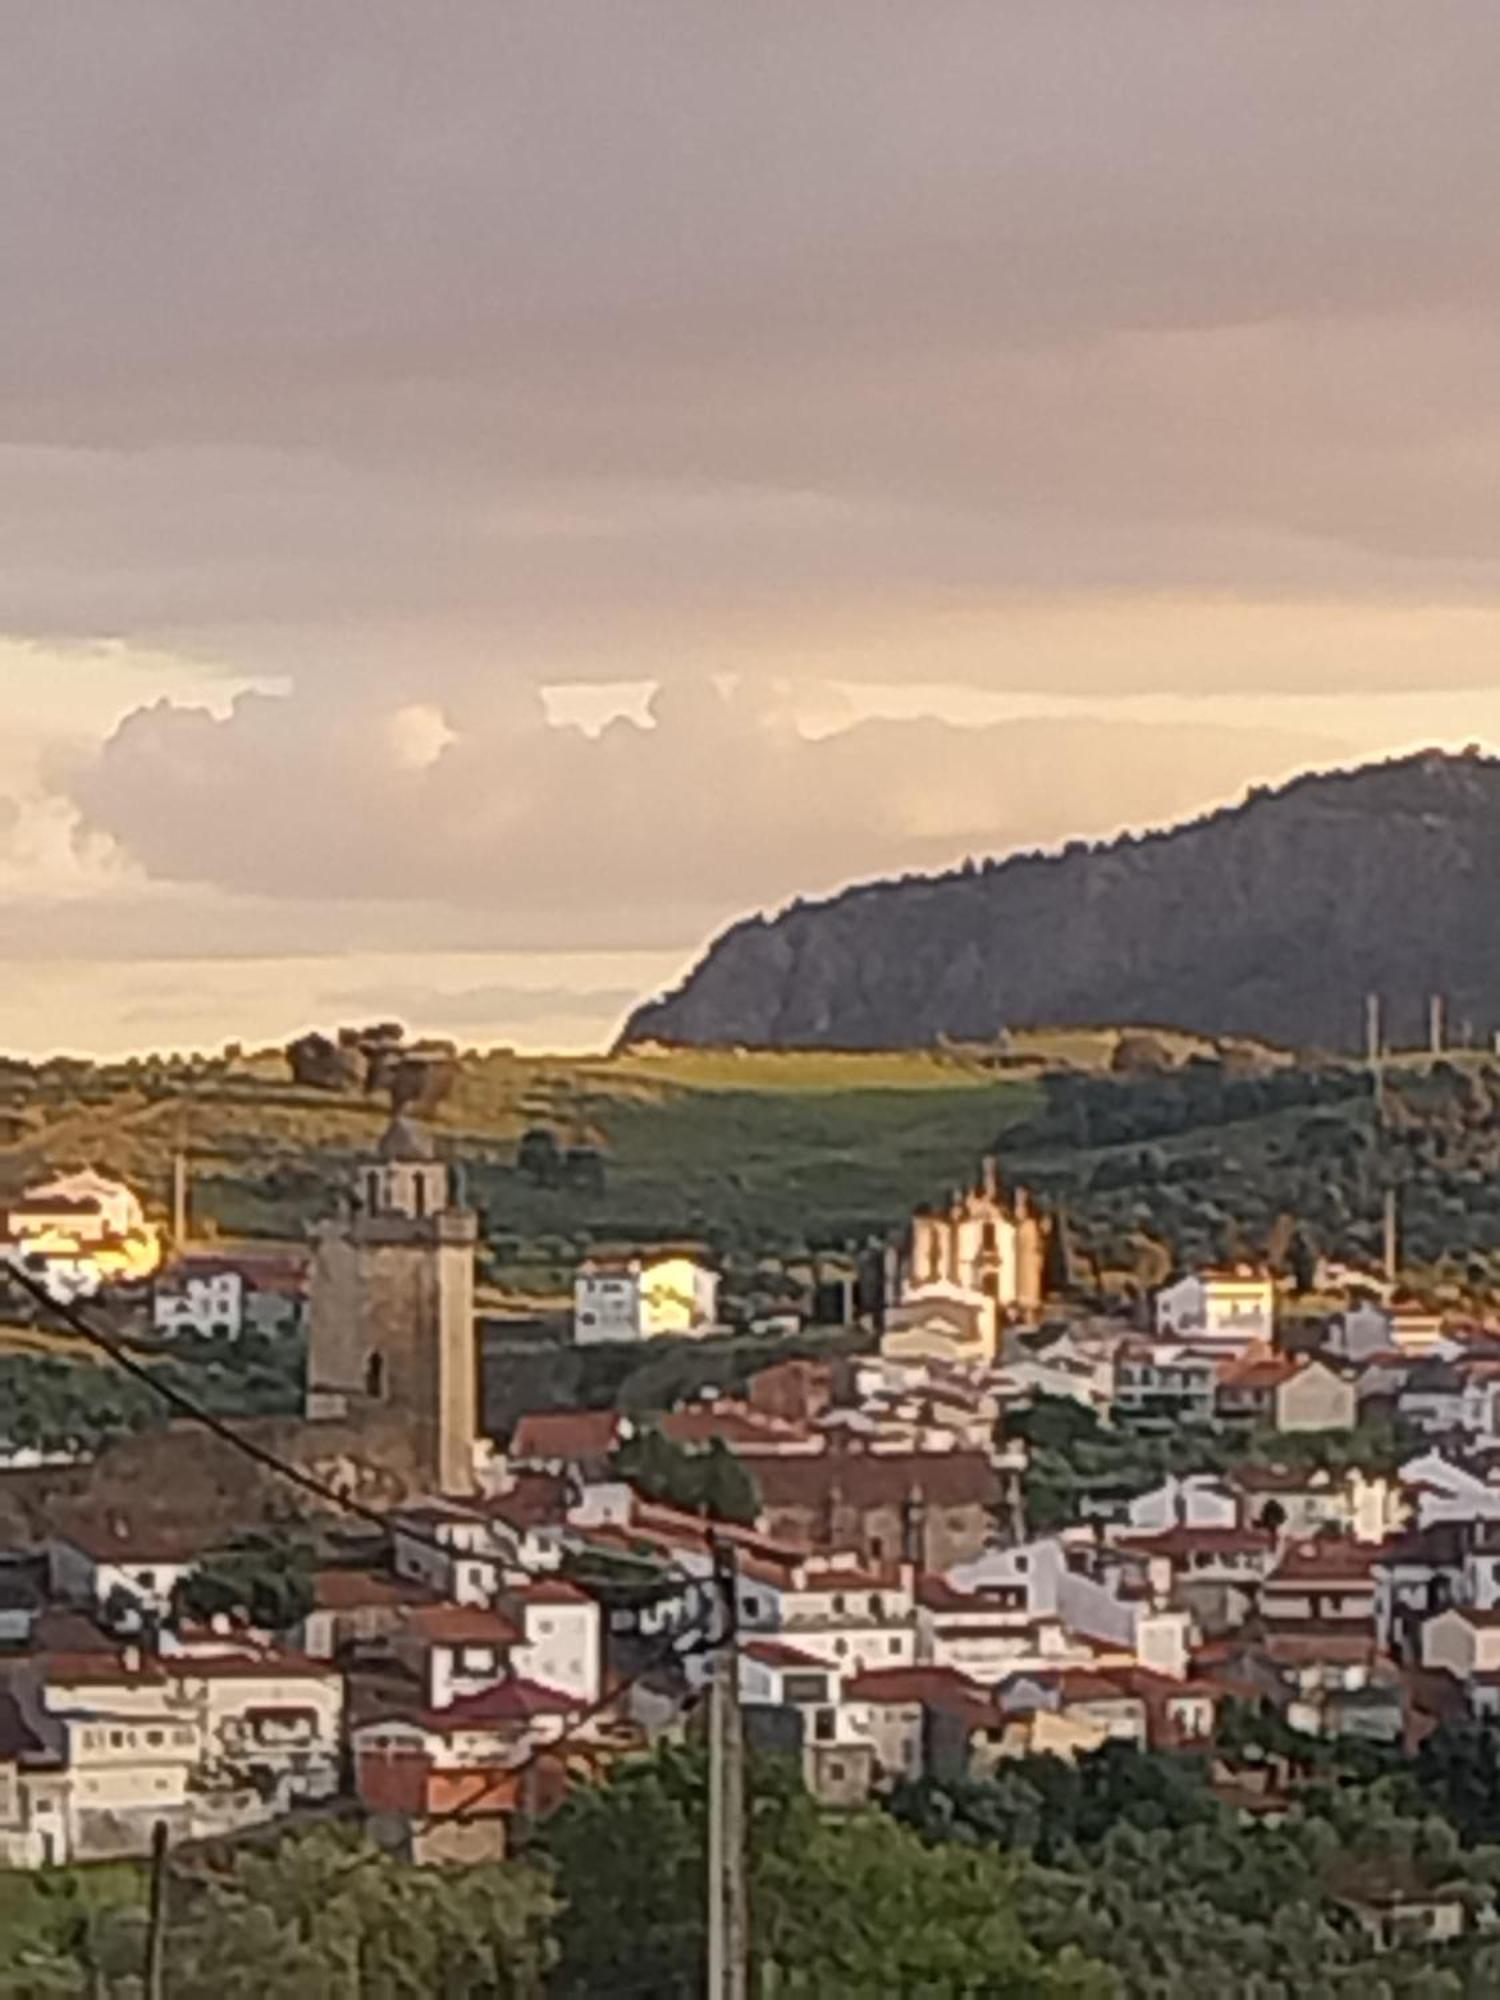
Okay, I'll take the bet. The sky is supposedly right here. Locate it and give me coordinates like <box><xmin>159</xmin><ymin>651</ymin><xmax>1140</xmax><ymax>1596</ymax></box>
<box><xmin>7</xmin><ymin>3</ymin><xmax>1500</xmax><ymax>1057</ymax></box>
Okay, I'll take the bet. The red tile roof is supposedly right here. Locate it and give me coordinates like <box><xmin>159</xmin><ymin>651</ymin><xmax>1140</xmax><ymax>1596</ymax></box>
<box><xmin>843</xmin><ymin>1665</ymin><xmax>990</xmax><ymax>1716</ymax></box>
<box><xmin>743</xmin><ymin>1639</ymin><xmax>835</xmax><ymax>1672</ymax></box>
<box><xmin>750</xmin><ymin>1448</ymin><xmax>999</xmax><ymax>1514</ymax></box>
<box><xmin>509</xmin><ymin>1410</ymin><xmax>623</xmax><ymax>1463</ymax></box>
<box><xmin>402</xmin><ymin>1605</ymin><xmax>522</xmax><ymax>1647</ymax></box>
<box><xmin>1119</xmin><ymin>1527</ymin><xmax>1274</xmax><ymax>1560</ymax></box>
<box><xmin>312</xmin><ymin>1568</ymin><xmax>438</xmax><ymax>1613</ymax></box>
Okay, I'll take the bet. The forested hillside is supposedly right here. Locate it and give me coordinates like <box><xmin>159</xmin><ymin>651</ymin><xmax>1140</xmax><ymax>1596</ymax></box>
<box><xmin>624</xmin><ymin>749</ymin><xmax>1500</xmax><ymax>1053</ymax></box>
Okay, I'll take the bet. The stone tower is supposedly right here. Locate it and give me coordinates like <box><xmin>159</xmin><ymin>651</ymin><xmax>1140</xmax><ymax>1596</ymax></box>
<box><xmin>305</xmin><ymin>1114</ymin><xmax>479</xmax><ymax>1495</ymax></box>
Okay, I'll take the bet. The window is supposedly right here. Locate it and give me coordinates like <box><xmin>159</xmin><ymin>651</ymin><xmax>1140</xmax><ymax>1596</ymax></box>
<box><xmin>814</xmin><ymin>1709</ymin><xmax>836</xmax><ymax>1742</ymax></box>
<box><xmin>888</xmin><ymin>1637</ymin><xmax>902</xmax><ymax>1655</ymax></box>
<box><xmin>833</xmin><ymin>1637</ymin><xmax>848</xmax><ymax>1658</ymax></box>
<box><xmin>365</xmin><ymin>1350</ymin><xmax>386</xmax><ymax>1398</ymax></box>
<box><xmin>146</xmin><ymin>1730</ymin><xmax>163</xmax><ymax>1747</ymax></box>
<box><xmin>109</xmin><ymin>1731</ymin><xmax>125</xmax><ymax>1749</ymax></box>
<box><xmin>831</xmin><ymin>1594</ymin><xmax>846</xmax><ymax>1615</ymax></box>
<box><xmin>869</xmin><ymin>1595</ymin><xmax>883</xmax><ymax>1618</ymax></box>
<box><xmin>137</xmin><ymin>1570</ymin><xmax>157</xmax><ymax>1590</ymax></box>
<box><xmin>825</xmin><ymin>1759</ymin><xmax>846</xmax><ymax>1781</ymax></box>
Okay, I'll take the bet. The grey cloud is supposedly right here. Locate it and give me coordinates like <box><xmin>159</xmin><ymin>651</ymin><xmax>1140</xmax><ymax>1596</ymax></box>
<box><xmin>1</xmin><ymin>6</ymin><xmax>1500</xmax><ymax>694</ymax></box>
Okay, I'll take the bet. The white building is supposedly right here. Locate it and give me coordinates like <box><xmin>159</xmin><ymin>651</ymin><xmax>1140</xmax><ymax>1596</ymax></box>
<box><xmin>6</xmin><ymin>1171</ymin><xmax>145</xmax><ymax>1247</ymax></box>
<box><xmin>1154</xmin><ymin>1269</ymin><xmax>1275</xmax><ymax>1347</ymax></box>
<box><xmin>154</xmin><ymin>1267</ymin><xmax>245</xmax><ymax>1339</ymax></box>
<box><xmin>573</xmin><ymin>1252</ymin><xmax>719</xmax><ymax>1344</ymax></box>
<box><xmin>733</xmin><ymin>1555</ymin><xmax>917</xmax><ymax>1680</ymax></box>
<box><xmin>48</xmin><ymin>1525</ymin><xmax>212</xmax><ymax>1632</ymax></box>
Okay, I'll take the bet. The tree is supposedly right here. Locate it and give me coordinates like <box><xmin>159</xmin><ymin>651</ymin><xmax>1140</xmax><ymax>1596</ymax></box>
<box><xmin>164</xmin><ymin>1825</ymin><xmax>556</xmax><ymax>1999</ymax></box>
<box><xmin>541</xmin><ymin>1744</ymin><xmax>1111</xmax><ymax>1999</ymax></box>
<box><xmin>174</xmin><ymin>1532</ymin><xmax>317</xmax><ymax>1634</ymax></box>
<box><xmin>610</xmin><ymin>1427</ymin><xmax>760</xmax><ymax>1527</ymax></box>
<box><xmin>517</xmin><ymin>1126</ymin><xmax>563</xmax><ymax>1187</ymax></box>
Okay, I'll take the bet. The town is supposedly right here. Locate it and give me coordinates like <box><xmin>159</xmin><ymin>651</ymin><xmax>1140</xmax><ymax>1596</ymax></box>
<box><xmin>7</xmin><ymin>1062</ymin><xmax>1500</xmax><ymax>1984</ymax></box>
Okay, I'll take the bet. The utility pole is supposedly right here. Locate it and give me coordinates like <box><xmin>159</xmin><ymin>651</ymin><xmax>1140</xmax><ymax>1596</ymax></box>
<box><xmin>144</xmin><ymin>1818</ymin><xmax>169</xmax><ymax>1999</ymax></box>
<box><xmin>1366</xmin><ymin>992</ymin><xmax>1386</xmax><ymax>1127</ymax></box>
<box><xmin>1383</xmin><ymin>1187</ymin><xmax>1400</xmax><ymax>1288</ymax></box>
<box><xmin>706</xmin><ymin>1537</ymin><xmax>748</xmax><ymax>2000</ymax></box>
<box><xmin>1430</xmin><ymin>992</ymin><xmax>1446</xmax><ymax>1059</ymax></box>
<box><xmin>171</xmin><ymin>1149</ymin><xmax>189</xmax><ymax>1252</ymax></box>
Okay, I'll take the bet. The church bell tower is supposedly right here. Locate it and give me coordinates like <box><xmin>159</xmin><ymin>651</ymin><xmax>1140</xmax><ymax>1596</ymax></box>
<box><xmin>305</xmin><ymin>1113</ymin><xmax>479</xmax><ymax>1494</ymax></box>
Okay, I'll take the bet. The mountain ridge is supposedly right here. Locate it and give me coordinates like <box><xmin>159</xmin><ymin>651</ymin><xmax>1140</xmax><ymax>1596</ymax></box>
<box><xmin>621</xmin><ymin>747</ymin><xmax>1500</xmax><ymax>1053</ymax></box>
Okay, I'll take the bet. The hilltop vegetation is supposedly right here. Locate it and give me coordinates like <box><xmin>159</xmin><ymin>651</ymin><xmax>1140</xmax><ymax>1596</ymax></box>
<box><xmin>10</xmin><ymin>1026</ymin><xmax>1500</xmax><ymax>1311</ymax></box>
<box><xmin>624</xmin><ymin>748</ymin><xmax>1500</xmax><ymax>1054</ymax></box>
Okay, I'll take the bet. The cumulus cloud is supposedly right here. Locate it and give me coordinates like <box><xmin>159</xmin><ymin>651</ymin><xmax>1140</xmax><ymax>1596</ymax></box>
<box><xmin>63</xmin><ymin>680</ymin><xmax>1335</xmax><ymax>951</ymax></box>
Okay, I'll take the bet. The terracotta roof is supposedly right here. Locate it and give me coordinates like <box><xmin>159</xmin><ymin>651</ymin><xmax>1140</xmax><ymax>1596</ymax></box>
<box><xmin>52</xmin><ymin>1517</ymin><xmax>217</xmax><ymax>1565</ymax></box>
<box><xmin>1120</xmin><ymin>1527</ymin><xmax>1274</xmax><ymax>1560</ymax></box>
<box><xmin>797</xmin><ymin>1564</ymin><xmax>904</xmax><ymax>1595</ymax></box>
<box><xmin>918</xmin><ymin>1576</ymin><xmax>1027</xmax><ymax>1612</ymax></box>
<box><xmin>1267</xmin><ymin>1540</ymin><xmax>1379</xmax><ymax>1583</ymax></box>
<box><xmin>660</xmin><ymin>1405</ymin><xmax>814</xmax><ymax>1452</ymax></box>
<box><xmin>750</xmin><ymin>1449</ymin><xmax>999</xmax><ymax>1513</ymax></box>
<box><xmin>426</xmin><ymin>1678</ymin><xmax>578</xmax><ymax>1728</ymax></box>
<box><xmin>1056</xmin><ymin>1669</ymin><xmax>1146</xmax><ymax>1706</ymax></box>
<box><xmin>1217</xmin><ymin>1356</ymin><xmax>1298</xmax><ymax>1390</ymax></box>
<box><xmin>483</xmin><ymin>1472</ymin><xmax>571</xmax><ymax>1531</ymax></box>
<box><xmin>1261</xmin><ymin>1628</ymin><xmax>1380</xmax><ymax>1667</ymax></box>
<box><xmin>401</xmin><ymin>1605</ymin><xmax>522</xmax><ymax>1647</ymax></box>
<box><xmin>843</xmin><ymin>1665</ymin><xmax>989</xmax><ymax>1714</ymax></box>
<box><xmin>311</xmin><ymin>1568</ymin><xmax>438</xmax><ymax>1613</ymax></box>
<box><xmin>509</xmin><ymin>1579</ymin><xmax>593</xmax><ymax>1607</ymax></box>
<box><xmin>743</xmin><ymin>1639</ymin><xmax>835</xmax><ymax>1672</ymax></box>
<box><xmin>509</xmin><ymin>1410</ymin><xmax>623</xmax><ymax>1463</ymax></box>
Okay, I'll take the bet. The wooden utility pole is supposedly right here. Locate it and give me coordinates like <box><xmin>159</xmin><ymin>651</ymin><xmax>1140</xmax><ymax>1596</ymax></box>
<box><xmin>1429</xmin><ymin>992</ymin><xmax>1446</xmax><ymax>1058</ymax></box>
<box><xmin>707</xmin><ymin>1539</ymin><xmax>748</xmax><ymax>2000</ymax></box>
<box><xmin>144</xmin><ymin>1819</ymin><xmax>169</xmax><ymax>1999</ymax></box>
<box><xmin>1383</xmin><ymin>1187</ymin><xmax>1400</xmax><ymax>1288</ymax></box>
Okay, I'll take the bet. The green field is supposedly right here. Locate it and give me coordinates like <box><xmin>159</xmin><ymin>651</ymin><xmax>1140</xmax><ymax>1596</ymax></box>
<box><xmin>10</xmin><ymin>1031</ymin><xmax>1493</xmax><ymax>1302</ymax></box>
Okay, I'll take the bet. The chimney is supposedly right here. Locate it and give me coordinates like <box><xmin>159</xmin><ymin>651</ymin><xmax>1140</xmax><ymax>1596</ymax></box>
<box><xmin>981</xmin><ymin>1156</ymin><xmax>1001</xmax><ymax>1201</ymax></box>
<box><xmin>122</xmin><ymin>1644</ymin><xmax>143</xmax><ymax>1675</ymax></box>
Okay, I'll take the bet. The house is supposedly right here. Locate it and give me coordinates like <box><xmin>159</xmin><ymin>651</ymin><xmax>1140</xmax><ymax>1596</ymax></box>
<box><xmin>1422</xmin><ymin>1606</ymin><xmax>1500</xmax><ymax>1713</ymax></box>
<box><xmin>0</xmin><ymin>1643</ymin><xmax>345</xmax><ymax>1859</ymax></box>
<box><xmin>505</xmin><ymin>1579</ymin><xmax>601</xmax><ymax>1706</ymax></box>
<box><xmin>1374</xmin><ymin>1522</ymin><xmax>1468</xmax><ymax>1655</ymax></box>
<box><xmin>1260</xmin><ymin>1541</ymin><xmax>1378</xmax><ymax>1633</ymax></box>
<box><xmin>1154</xmin><ymin>1270</ymin><xmax>1274</xmax><ymax>1348</ymax></box>
<box><xmin>734</xmin><ymin>1555</ymin><xmax>917</xmax><ymax>1679</ymax></box>
<box><xmin>353</xmin><ymin>1680</ymin><xmax>576</xmax><ymax>1863</ymax></box>
<box><xmin>48</xmin><ymin>1520</ymin><xmax>216</xmax><ymax>1631</ymax></box>
<box><xmin>1228</xmin><ymin>1462</ymin><xmax>1400</xmax><ymax>1543</ymax></box>
<box><xmin>2</xmin><ymin>1170</ymin><xmax>161</xmax><ymax>1299</ymax></box>
<box><xmin>6</xmin><ymin>1171</ymin><xmax>145</xmax><ymax>1247</ymax></box>
<box><xmin>152</xmin><ymin>1246</ymin><xmax>308</xmax><ymax>1341</ymax></box>
<box><xmin>573</xmin><ymin>1251</ymin><xmax>719</xmax><ymax>1344</ymax></box>
<box><xmin>841</xmin><ymin>1665</ymin><xmax>994</xmax><ymax>1786</ymax></box>
<box><xmin>296</xmin><ymin>1567</ymin><xmax>440</xmax><ymax>1660</ymax></box>
<box><xmin>991</xmin><ymin>1327</ymin><xmax>1117</xmax><ymax>1419</ymax></box>
<box><xmin>749</xmin><ymin>1447</ymin><xmax>1000</xmax><ymax>1571</ymax></box>
<box><xmin>1120</xmin><ymin>1475</ymin><xmax>1238</xmax><ymax>1535</ymax></box>
<box><xmin>392</xmin><ymin>1604</ymin><xmax>526</xmax><ymax>1711</ymax></box>
<box><xmin>1115</xmin><ymin>1526</ymin><xmax>1275</xmax><ymax>1623</ymax></box>
<box><xmin>390</xmin><ymin>1499</ymin><xmax>517</xmax><ymax>1606</ymax></box>
<box><xmin>879</xmin><ymin>1289</ymin><xmax>997</xmax><ymax>1367</ymax></box>
<box><xmin>1112</xmin><ymin>1343</ymin><xmax>1217</xmax><ymax>1425</ymax></box>
<box><xmin>1215</xmin><ymin>1356</ymin><xmax>1356</xmax><ymax>1433</ymax></box>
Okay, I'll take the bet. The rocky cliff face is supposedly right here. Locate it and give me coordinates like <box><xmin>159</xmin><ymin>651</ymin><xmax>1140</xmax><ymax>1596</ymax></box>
<box><xmin>622</xmin><ymin>751</ymin><xmax>1500</xmax><ymax>1052</ymax></box>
